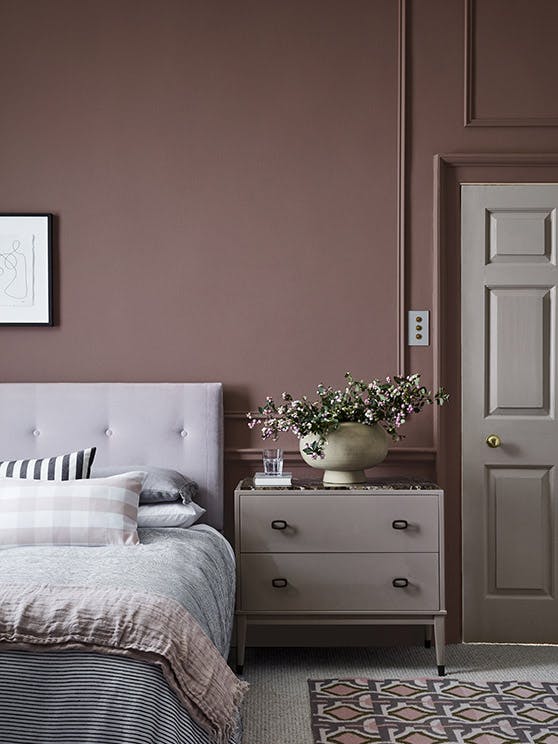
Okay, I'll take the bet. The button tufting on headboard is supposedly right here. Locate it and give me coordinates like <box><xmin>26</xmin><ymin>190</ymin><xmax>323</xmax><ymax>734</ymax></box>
<box><xmin>0</xmin><ymin>383</ymin><xmax>224</xmax><ymax>530</ymax></box>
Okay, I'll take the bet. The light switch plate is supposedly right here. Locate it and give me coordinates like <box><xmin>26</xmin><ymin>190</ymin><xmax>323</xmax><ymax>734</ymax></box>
<box><xmin>408</xmin><ymin>310</ymin><xmax>429</xmax><ymax>346</ymax></box>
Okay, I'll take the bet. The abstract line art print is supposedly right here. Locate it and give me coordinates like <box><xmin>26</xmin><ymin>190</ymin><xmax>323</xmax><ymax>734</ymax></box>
<box><xmin>0</xmin><ymin>214</ymin><xmax>53</xmax><ymax>325</ymax></box>
<box><xmin>0</xmin><ymin>233</ymin><xmax>35</xmax><ymax>307</ymax></box>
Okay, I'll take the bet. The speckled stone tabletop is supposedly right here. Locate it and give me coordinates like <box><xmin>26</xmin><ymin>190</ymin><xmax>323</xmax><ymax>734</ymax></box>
<box><xmin>239</xmin><ymin>476</ymin><xmax>440</xmax><ymax>491</ymax></box>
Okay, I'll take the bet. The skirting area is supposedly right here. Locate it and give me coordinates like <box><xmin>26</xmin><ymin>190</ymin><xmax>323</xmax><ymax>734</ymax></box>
<box><xmin>240</xmin><ymin>644</ymin><xmax>558</xmax><ymax>744</ymax></box>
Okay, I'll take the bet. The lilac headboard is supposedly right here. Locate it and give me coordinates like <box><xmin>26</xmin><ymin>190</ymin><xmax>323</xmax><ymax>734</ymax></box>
<box><xmin>0</xmin><ymin>383</ymin><xmax>224</xmax><ymax>530</ymax></box>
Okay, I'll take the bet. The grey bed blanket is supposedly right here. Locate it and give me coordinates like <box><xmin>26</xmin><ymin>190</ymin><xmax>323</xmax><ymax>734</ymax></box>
<box><xmin>0</xmin><ymin>526</ymin><xmax>244</xmax><ymax>744</ymax></box>
<box><xmin>0</xmin><ymin>525</ymin><xmax>235</xmax><ymax>655</ymax></box>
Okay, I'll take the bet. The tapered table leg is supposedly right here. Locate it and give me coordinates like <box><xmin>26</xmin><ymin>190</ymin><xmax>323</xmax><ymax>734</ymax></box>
<box><xmin>236</xmin><ymin>614</ymin><xmax>247</xmax><ymax>674</ymax></box>
<box><xmin>434</xmin><ymin>615</ymin><xmax>445</xmax><ymax>676</ymax></box>
<box><xmin>424</xmin><ymin>623</ymin><xmax>432</xmax><ymax>648</ymax></box>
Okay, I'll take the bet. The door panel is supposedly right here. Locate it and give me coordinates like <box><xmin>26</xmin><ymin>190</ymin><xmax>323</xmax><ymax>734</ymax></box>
<box><xmin>462</xmin><ymin>184</ymin><xmax>558</xmax><ymax>642</ymax></box>
<box><xmin>487</xmin><ymin>467</ymin><xmax>552</xmax><ymax>594</ymax></box>
<box><xmin>487</xmin><ymin>287</ymin><xmax>551</xmax><ymax>414</ymax></box>
<box><xmin>488</xmin><ymin>209</ymin><xmax>554</xmax><ymax>263</ymax></box>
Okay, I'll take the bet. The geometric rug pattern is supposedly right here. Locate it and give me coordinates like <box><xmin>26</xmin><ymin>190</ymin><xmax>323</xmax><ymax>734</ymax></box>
<box><xmin>308</xmin><ymin>678</ymin><xmax>558</xmax><ymax>744</ymax></box>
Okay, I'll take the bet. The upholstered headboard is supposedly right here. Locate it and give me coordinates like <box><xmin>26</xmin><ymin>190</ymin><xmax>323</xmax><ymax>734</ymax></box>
<box><xmin>0</xmin><ymin>383</ymin><xmax>224</xmax><ymax>530</ymax></box>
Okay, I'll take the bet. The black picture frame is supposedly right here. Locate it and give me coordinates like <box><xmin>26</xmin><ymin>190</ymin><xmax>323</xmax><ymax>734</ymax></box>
<box><xmin>0</xmin><ymin>213</ymin><xmax>53</xmax><ymax>326</ymax></box>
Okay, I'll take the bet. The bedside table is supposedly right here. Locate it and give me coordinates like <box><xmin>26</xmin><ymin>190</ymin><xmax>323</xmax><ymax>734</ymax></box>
<box><xmin>234</xmin><ymin>477</ymin><xmax>446</xmax><ymax>675</ymax></box>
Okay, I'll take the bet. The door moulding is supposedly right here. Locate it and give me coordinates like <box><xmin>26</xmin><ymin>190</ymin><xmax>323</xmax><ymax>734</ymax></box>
<box><xmin>433</xmin><ymin>153</ymin><xmax>558</xmax><ymax>480</ymax></box>
<box><xmin>433</xmin><ymin>153</ymin><xmax>558</xmax><ymax>640</ymax></box>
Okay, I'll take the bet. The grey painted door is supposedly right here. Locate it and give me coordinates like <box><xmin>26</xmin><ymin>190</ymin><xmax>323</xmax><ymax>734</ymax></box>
<box><xmin>461</xmin><ymin>184</ymin><xmax>558</xmax><ymax>642</ymax></box>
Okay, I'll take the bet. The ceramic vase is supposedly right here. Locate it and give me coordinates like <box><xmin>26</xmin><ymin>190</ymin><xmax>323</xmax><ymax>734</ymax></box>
<box><xmin>299</xmin><ymin>422</ymin><xmax>389</xmax><ymax>485</ymax></box>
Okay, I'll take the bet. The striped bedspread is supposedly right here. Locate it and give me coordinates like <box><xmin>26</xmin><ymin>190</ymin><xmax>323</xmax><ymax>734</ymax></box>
<box><xmin>0</xmin><ymin>526</ymin><xmax>242</xmax><ymax>744</ymax></box>
<box><xmin>0</xmin><ymin>651</ymin><xmax>242</xmax><ymax>744</ymax></box>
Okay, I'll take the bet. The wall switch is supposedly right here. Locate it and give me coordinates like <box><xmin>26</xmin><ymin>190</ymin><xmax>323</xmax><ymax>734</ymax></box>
<box><xmin>408</xmin><ymin>310</ymin><xmax>429</xmax><ymax>346</ymax></box>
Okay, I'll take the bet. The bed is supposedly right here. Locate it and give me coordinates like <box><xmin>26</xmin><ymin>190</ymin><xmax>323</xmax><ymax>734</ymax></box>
<box><xmin>0</xmin><ymin>382</ymin><xmax>243</xmax><ymax>744</ymax></box>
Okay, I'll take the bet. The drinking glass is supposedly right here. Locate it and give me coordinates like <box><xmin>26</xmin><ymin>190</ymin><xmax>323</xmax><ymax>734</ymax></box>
<box><xmin>262</xmin><ymin>448</ymin><xmax>283</xmax><ymax>475</ymax></box>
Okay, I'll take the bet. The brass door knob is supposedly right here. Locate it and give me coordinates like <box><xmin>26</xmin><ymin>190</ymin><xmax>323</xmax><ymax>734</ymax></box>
<box><xmin>486</xmin><ymin>434</ymin><xmax>502</xmax><ymax>448</ymax></box>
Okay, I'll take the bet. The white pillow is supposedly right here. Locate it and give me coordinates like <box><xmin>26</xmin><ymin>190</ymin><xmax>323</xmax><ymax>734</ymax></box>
<box><xmin>0</xmin><ymin>472</ymin><xmax>145</xmax><ymax>547</ymax></box>
<box><xmin>137</xmin><ymin>501</ymin><xmax>205</xmax><ymax>528</ymax></box>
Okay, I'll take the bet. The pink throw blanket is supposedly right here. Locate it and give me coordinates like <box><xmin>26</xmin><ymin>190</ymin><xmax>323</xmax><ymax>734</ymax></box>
<box><xmin>0</xmin><ymin>584</ymin><xmax>248</xmax><ymax>743</ymax></box>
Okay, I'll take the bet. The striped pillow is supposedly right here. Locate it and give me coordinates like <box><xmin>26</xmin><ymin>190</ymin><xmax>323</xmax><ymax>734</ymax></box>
<box><xmin>0</xmin><ymin>447</ymin><xmax>96</xmax><ymax>481</ymax></box>
<box><xmin>0</xmin><ymin>472</ymin><xmax>145</xmax><ymax>547</ymax></box>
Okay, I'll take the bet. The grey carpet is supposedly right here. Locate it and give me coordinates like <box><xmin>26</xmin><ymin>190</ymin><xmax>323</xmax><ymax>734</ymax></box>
<box><xmin>240</xmin><ymin>644</ymin><xmax>558</xmax><ymax>744</ymax></box>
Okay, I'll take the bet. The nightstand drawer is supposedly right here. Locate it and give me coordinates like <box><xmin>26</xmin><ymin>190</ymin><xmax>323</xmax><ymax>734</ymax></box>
<box><xmin>239</xmin><ymin>553</ymin><xmax>440</xmax><ymax>612</ymax></box>
<box><xmin>239</xmin><ymin>493</ymin><xmax>439</xmax><ymax>553</ymax></box>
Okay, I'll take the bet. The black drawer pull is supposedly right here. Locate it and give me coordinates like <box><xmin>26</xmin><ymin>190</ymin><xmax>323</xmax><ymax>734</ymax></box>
<box><xmin>271</xmin><ymin>578</ymin><xmax>288</xmax><ymax>588</ymax></box>
<box><xmin>392</xmin><ymin>578</ymin><xmax>409</xmax><ymax>588</ymax></box>
<box><xmin>271</xmin><ymin>520</ymin><xmax>288</xmax><ymax>530</ymax></box>
<box><xmin>392</xmin><ymin>519</ymin><xmax>409</xmax><ymax>530</ymax></box>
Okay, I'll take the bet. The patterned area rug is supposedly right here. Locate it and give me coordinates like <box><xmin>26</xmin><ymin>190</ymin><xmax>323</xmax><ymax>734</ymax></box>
<box><xmin>308</xmin><ymin>678</ymin><xmax>558</xmax><ymax>744</ymax></box>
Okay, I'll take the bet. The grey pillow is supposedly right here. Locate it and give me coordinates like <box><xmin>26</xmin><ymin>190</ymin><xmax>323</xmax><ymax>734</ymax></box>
<box><xmin>92</xmin><ymin>465</ymin><xmax>198</xmax><ymax>504</ymax></box>
<box><xmin>137</xmin><ymin>501</ymin><xmax>205</xmax><ymax>528</ymax></box>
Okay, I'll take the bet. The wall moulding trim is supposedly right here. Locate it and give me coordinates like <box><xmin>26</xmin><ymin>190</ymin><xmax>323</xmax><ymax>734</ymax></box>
<box><xmin>226</xmin><ymin>5</ymin><xmax>407</xmax><ymax>384</ymax></box>
<box><xmin>225</xmin><ymin>447</ymin><xmax>436</xmax><ymax>465</ymax></box>
<box><xmin>464</xmin><ymin>0</ymin><xmax>558</xmax><ymax>127</ymax></box>
<box><xmin>396</xmin><ymin>0</ymin><xmax>407</xmax><ymax>374</ymax></box>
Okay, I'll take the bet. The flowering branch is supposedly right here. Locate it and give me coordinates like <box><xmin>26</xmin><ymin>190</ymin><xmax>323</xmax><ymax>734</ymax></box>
<box><xmin>247</xmin><ymin>372</ymin><xmax>449</xmax><ymax>459</ymax></box>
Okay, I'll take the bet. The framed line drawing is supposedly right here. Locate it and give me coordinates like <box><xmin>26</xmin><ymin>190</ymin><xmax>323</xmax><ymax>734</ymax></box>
<box><xmin>0</xmin><ymin>214</ymin><xmax>53</xmax><ymax>326</ymax></box>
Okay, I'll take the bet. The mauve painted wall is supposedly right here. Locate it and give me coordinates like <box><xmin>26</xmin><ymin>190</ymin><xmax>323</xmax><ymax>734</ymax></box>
<box><xmin>0</xmin><ymin>0</ymin><xmax>397</xmax><ymax>396</ymax></box>
<box><xmin>2</xmin><ymin>0</ymin><xmax>558</xmax><ymax>643</ymax></box>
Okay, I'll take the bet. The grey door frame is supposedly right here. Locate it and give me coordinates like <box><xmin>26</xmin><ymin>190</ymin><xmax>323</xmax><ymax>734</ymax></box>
<box><xmin>432</xmin><ymin>154</ymin><xmax>558</xmax><ymax>641</ymax></box>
